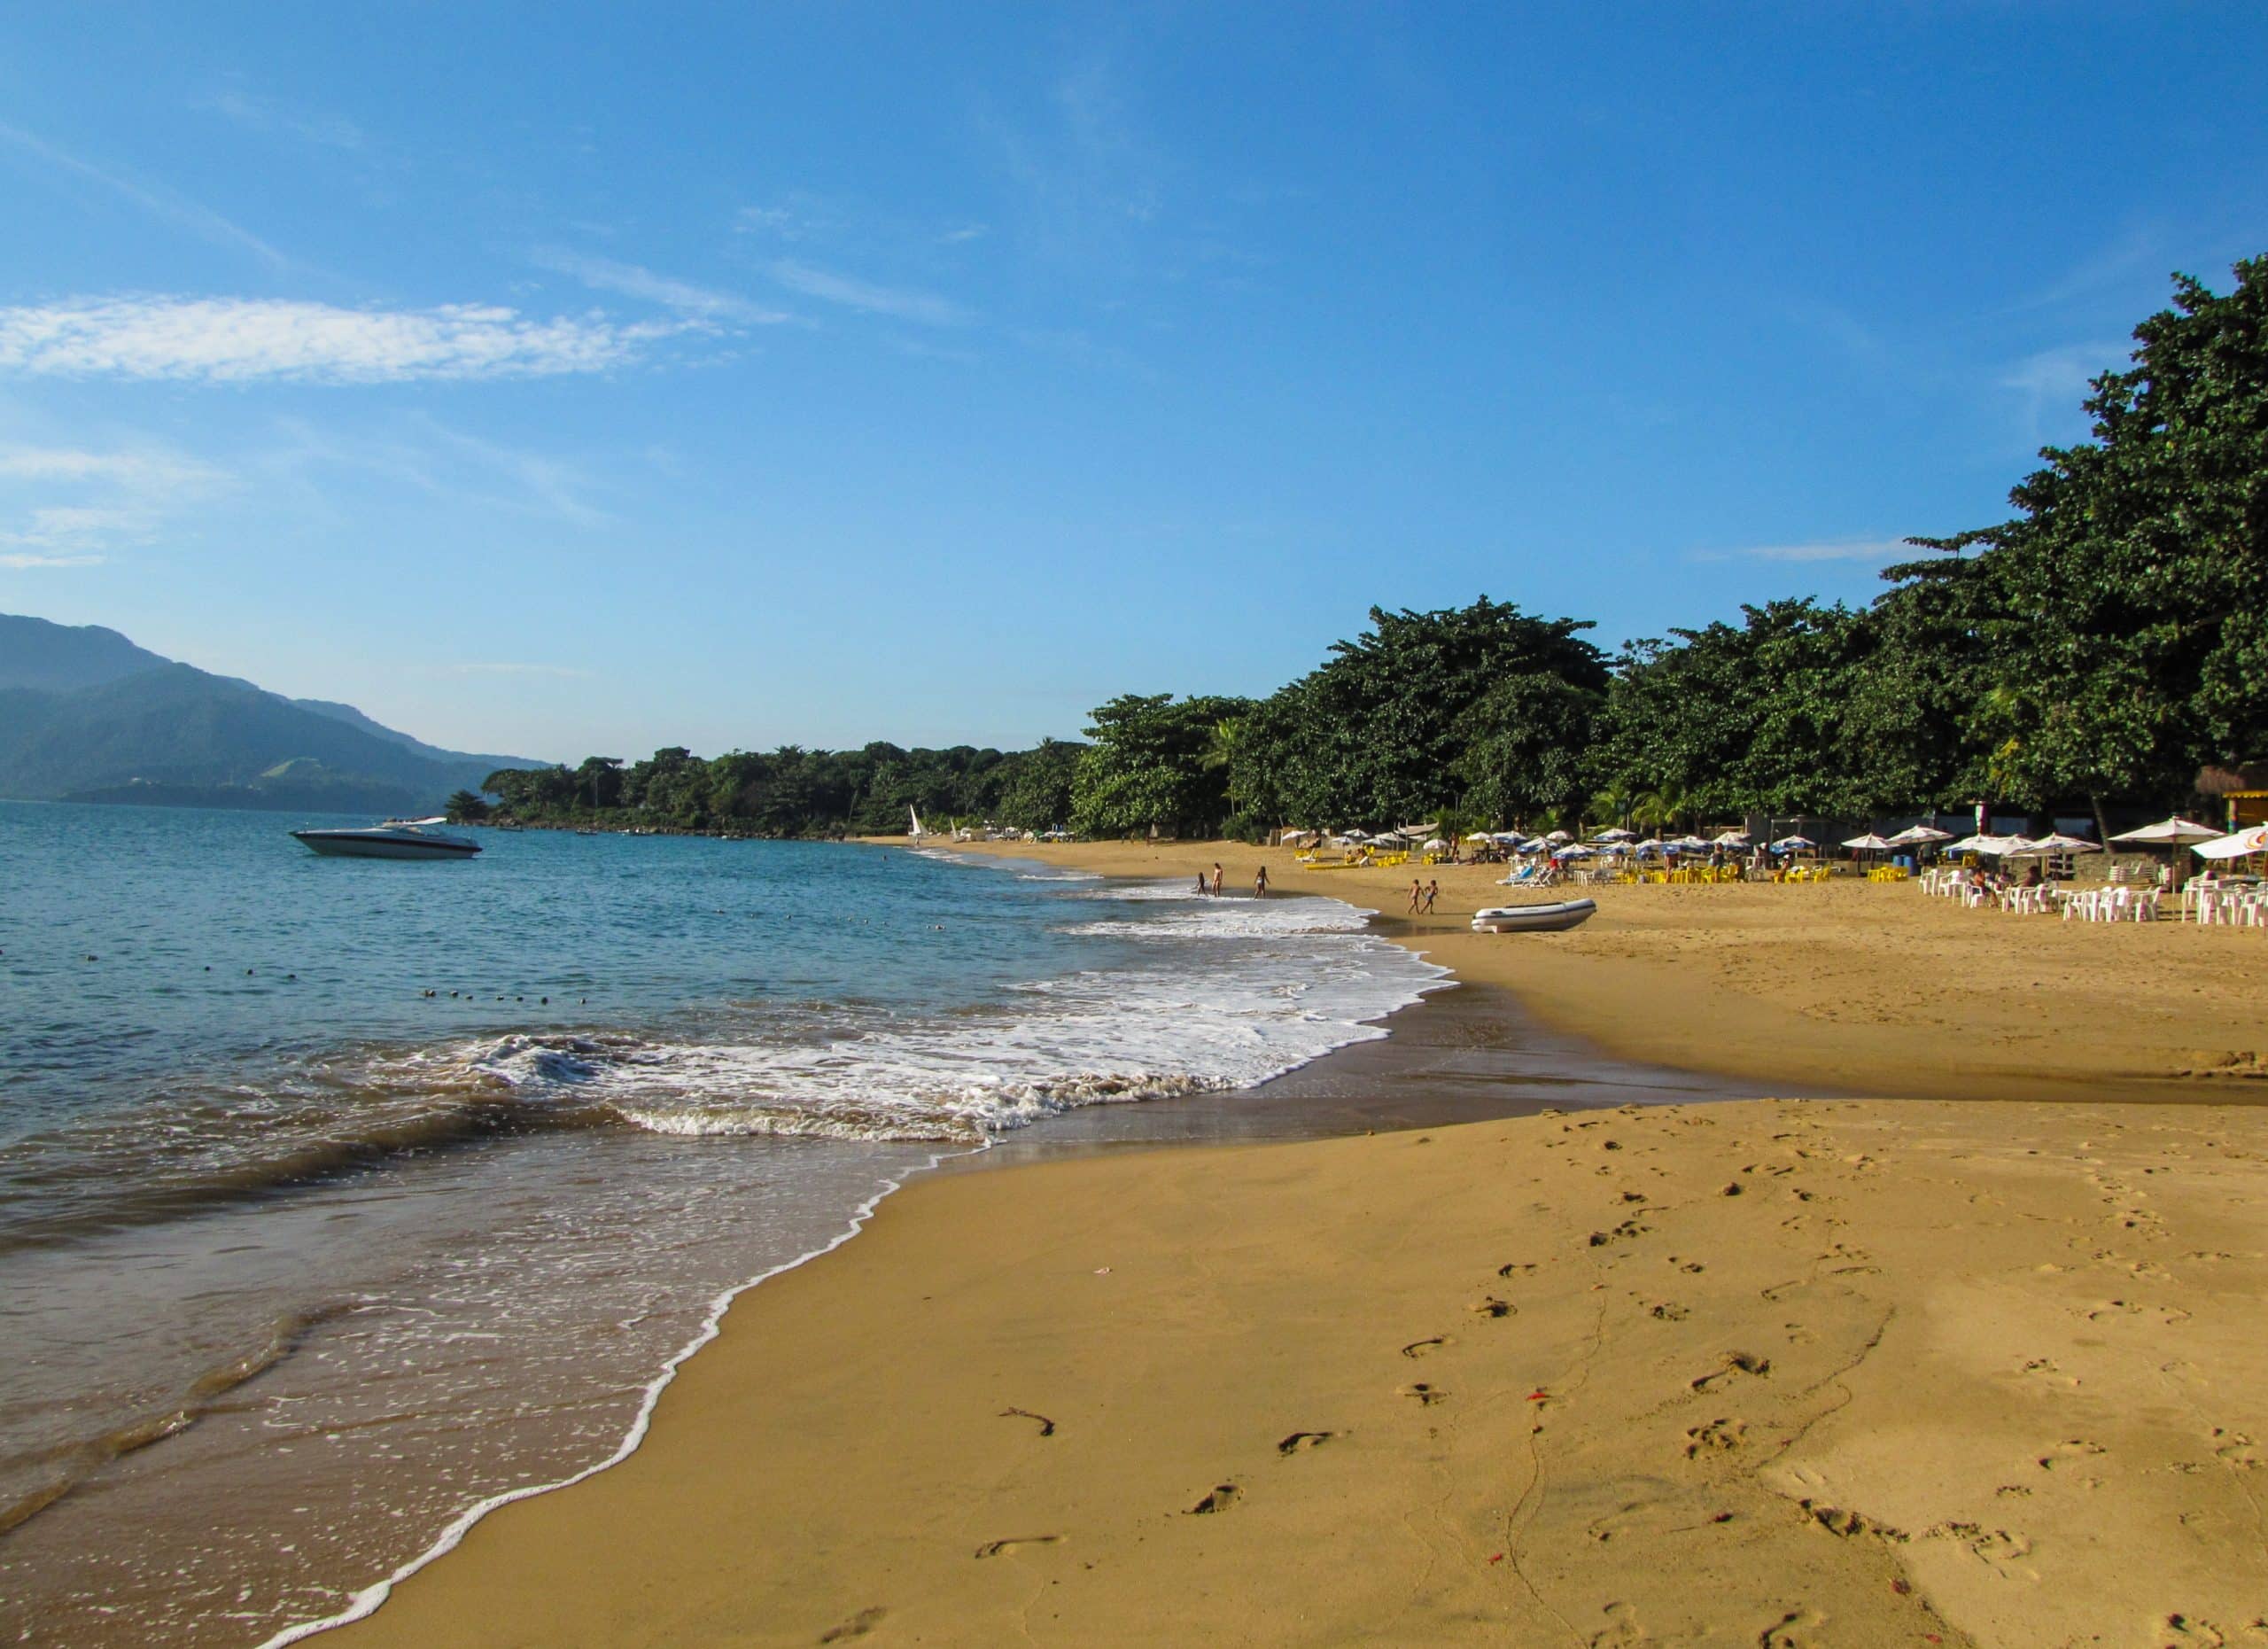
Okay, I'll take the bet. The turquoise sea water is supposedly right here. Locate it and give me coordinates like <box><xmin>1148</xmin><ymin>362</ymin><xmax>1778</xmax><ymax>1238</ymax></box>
<box><xmin>0</xmin><ymin>803</ymin><xmax>1443</xmax><ymax>1645</ymax></box>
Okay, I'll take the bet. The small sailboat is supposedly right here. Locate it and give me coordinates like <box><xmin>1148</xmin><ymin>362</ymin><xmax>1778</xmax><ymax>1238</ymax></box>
<box><xmin>909</xmin><ymin>805</ymin><xmax>926</xmax><ymax>843</ymax></box>
<box><xmin>291</xmin><ymin>818</ymin><xmax>482</xmax><ymax>860</ymax></box>
<box><xmin>1469</xmin><ymin>898</ymin><xmax>1596</xmax><ymax>934</ymax></box>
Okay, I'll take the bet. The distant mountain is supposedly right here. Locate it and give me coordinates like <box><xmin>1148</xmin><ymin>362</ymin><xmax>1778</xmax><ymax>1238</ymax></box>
<box><xmin>0</xmin><ymin>615</ymin><xmax>546</xmax><ymax>815</ymax></box>
<box><xmin>0</xmin><ymin>616</ymin><xmax>172</xmax><ymax>692</ymax></box>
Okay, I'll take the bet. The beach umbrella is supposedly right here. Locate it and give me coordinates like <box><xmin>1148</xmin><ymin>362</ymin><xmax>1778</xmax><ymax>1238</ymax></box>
<box><xmin>1464</xmin><ymin>832</ymin><xmax>1494</xmax><ymax>844</ymax></box>
<box><xmin>1593</xmin><ymin>826</ymin><xmax>1638</xmax><ymax>842</ymax></box>
<box><xmin>1841</xmin><ymin>833</ymin><xmax>1893</xmax><ymax>852</ymax></box>
<box><xmin>1884</xmin><ymin>824</ymin><xmax>1954</xmax><ymax>848</ymax></box>
<box><xmin>2194</xmin><ymin>825</ymin><xmax>2268</xmax><ymax>860</ymax></box>
<box><xmin>1941</xmin><ymin>832</ymin><xmax>2010</xmax><ymax>855</ymax></box>
<box><xmin>1769</xmin><ymin>834</ymin><xmax>1816</xmax><ymax>852</ymax></box>
<box><xmin>1552</xmin><ymin>843</ymin><xmax>1594</xmax><ymax>859</ymax></box>
<box><xmin>2008</xmin><ymin>832</ymin><xmax>2103</xmax><ymax>856</ymax></box>
<box><xmin>1711</xmin><ymin>830</ymin><xmax>1750</xmax><ymax>847</ymax></box>
<box><xmin>1545</xmin><ymin>829</ymin><xmax>1573</xmax><ymax>844</ymax></box>
<box><xmin>1400</xmin><ymin>822</ymin><xmax>1441</xmax><ymax>839</ymax></box>
<box><xmin>2109</xmin><ymin>816</ymin><xmax>2220</xmax><ymax>845</ymax></box>
<box><xmin>1422</xmin><ymin>836</ymin><xmax>1449</xmax><ymax>852</ymax></box>
<box><xmin>1635</xmin><ymin>836</ymin><xmax>1667</xmax><ymax>853</ymax></box>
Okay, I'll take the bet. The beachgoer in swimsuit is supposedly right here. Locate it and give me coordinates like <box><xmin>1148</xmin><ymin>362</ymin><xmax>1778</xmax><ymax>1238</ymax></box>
<box><xmin>1254</xmin><ymin>865</ymin><xmax>1269</xmax><ymax>898</ymax></box>
<box><xmin>1423</xmin><ymin>879</ymin><xmax>1438</xmax><ymax>914</ymax></box>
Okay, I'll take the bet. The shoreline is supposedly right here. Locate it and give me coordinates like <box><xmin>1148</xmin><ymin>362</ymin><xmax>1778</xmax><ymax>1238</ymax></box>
<box><xmin>309</xmin><ymin>841</ymin><xmax>2268</xmax><ymax>1645</ymax></box>
<box><xmin>923</xmin><ymin>836</ymin><xmax>2268</xmax><ymax>1105</ymax></box>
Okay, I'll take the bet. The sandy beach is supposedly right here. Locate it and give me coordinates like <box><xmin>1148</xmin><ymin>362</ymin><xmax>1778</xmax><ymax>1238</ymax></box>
<box><xmin>326</xmin><ymin>844</ymin><xmax>2268</xmax><ymax>1647</ymax></box>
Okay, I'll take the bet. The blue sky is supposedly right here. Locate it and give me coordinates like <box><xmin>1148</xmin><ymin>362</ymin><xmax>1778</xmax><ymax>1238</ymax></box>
<box><xmin>2</xmin><ymin>4</ymin><xmax>2264</xmax><ymax>760</ymax></box>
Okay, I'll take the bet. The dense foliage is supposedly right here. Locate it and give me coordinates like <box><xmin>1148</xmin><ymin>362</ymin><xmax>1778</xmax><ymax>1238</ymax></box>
<box><xmin>489</xmin><ymin>263</ymin><xmax>2268</xmax><ymax>842</ymax></box>
<box><xmin>481</xmin><ymin>741</ymin><xmax>1082</xmax><ymax>836</ymax></box>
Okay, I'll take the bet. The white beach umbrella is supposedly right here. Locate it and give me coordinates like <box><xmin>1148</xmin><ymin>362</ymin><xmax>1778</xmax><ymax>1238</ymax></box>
<box><xmin>2194</xmin><ymin>825</ymin><xmax>2268</xmax><ymax>860</ymax></box>
<box><xmin>1546</xmin><ymin>829</ymin><xmax>1573</xmax><ymax>844</ymax></box>
<box><xmin>1884</xmin><ymin>824</ymin><xmax>1954</xmax><ymax>848</ymax></box>
<box><xmin>1635</xmin><ymin>836</ymin><xmax>1667</xmax><ymax>852</ymax></box>
<box><xmin>1593</xmin><ymin>826</ymin><xmax>1638</xmax><ymax>842</ymax></box>
<box><xmin>1343</xmin><ymin>829</ymin><xmax>1371</xmax><ymax>842</ymax></box>
<box><xmin>1552</xmin><ymin>843</ymin><xmax>1594</xmax><ymax>860</ymax></box>
<box><xmin>1769</xmin><ymin>834</ymin><xmax>1816</xmax><ymax>852</ymax></box>
<box><xmin>1422</xmin><ymin>836</ymin><xmax>1449</xmax><ymax>852</ymax></box>
<box><xmin>1674</xmin><ymin>834</ymin><xmax>1713</xmax><ymax>850</ymax></box>
<box><xmin>1841</xmin><ymin>833</ymin><xmax>1894</xmax><ymax>851</ymax></box>
<box><xmin>1711</xmin><ymin>829</ymin><xmax>1750</xmax><ymax>847</ymax></box>
<box><xmin>1941</xmin><ymin>833</ymin><xmax>2008</xmax><ymax>855</ymax></box>
<box><xmin>1490</xmin><ymin>831</ymin><xmax>1524</xmax><ymax>843</ymax></box>
<box><xmin>1464</xmin><ymin>832</ymin><xmax>1494</xmax><ymax>844</ymax></box>
<box><xmin>2110</xmin><ymin>816</ymin><xmax>2220</xmax><ymax>845</ymax></box>
<box><xmin>2008</xmin><ymin>832</ymin><xmax>2103</xmax><ymax>856</ymax></box>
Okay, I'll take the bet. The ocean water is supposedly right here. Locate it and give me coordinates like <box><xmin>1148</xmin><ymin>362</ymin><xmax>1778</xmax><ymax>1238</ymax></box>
<box><xmin>0</xmin><ymin>803</ymin><xmax>1443</xmax><ymax>1645</ymax></box>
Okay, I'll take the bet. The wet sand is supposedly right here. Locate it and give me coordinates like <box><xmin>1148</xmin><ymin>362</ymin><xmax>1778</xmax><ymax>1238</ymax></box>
<box><xmin>320</xmin><ymin>843</ymin><xmax>2268</xmax><ymax>1647</ymax></box>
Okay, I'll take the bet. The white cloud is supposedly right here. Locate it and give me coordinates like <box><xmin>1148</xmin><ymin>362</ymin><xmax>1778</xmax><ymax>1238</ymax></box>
<box><xmin>0</xmin><ymin>551</ymin><xmax>104</xmax><ymax>569</ymax></box>
<box><xmin>439</xmin><ymin>661</ymin><xmax>594</xmax><ymax>680</ymax></box>
<box><xmin>0</xmin><ymin>440</ymin><xmax>229</xmax><ymax>564</ymax></box>
<box><xmin>533</xmin><ymin>250</ymin><xmax>792</xmax><ymax>324</ymax></box>
<box><xmin>766</xmin><ymin>261</ymin><xmax>970</xmax><ymax>326</ymax></box>
<box><xmin>1697</xmin><ymin>538</ymin><xmax>1915</xmax><ymax>565</ymax></box>
<box><xmin>198</xmin><ymin>88</ymin><xmax>368</xmax><ymax>153</ymax></box>
<box><xmin>2000</xmin><ymin>342</ymin><xmax>2125</xmax><ymax>447</ymax></box>
<box><xmin>0</xmin><ymin>121</ymin><xmax>289</xmax><ymax>270</ymax></box>
<box><xmin>0</xmin><ymin>296</ymin><xmax>690</xmax><ymax>383</ymax></box>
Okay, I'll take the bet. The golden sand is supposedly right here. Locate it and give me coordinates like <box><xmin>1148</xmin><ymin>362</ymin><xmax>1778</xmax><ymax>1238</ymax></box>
<box><xmin>328</xmin><ymin>842</ymin><xmax>2268</xmax><ymax>1647</ymax></box>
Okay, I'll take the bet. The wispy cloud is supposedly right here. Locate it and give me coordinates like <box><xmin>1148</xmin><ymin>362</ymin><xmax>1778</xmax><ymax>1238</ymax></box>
<box><xmin>0</xmin><ymin>440</ymin><xmax>229</xmax><ymax>565</ymax></box>
<box><xmin>2000</xmin><ymin>341</ymin><xmax>2126</xmax><ymax>447</ymax></box>
<box><xmin>436</xmin><ymin>661</ymin><xmax>594</xmax><ymax>680</ymax></box>
<box><xmin>197</xmin><ymin>88</ymin><xmax>368</xmax><ymax>153</ymax></box>
<box><xmin>0</xmin><ymin>296</ymin><xmax>690</xmax><ymax>383</ymax></box>
<box><xmin>0</xmin><ymin>550</ymin><xmax>104</xmax><ymax>569</ymax></box>
<box><xmin>0</xmin><ymin>121</ymin><xmax>289</xmax><ymax>270</ymax></box>
<box><xmin>260</xmin><ymin>414</ymin><xmax>610</xmax><ymax>529</ymax></box>
<box><xmin>766</xmin><ymin>261</ymin><xmax>971</xmax><ymax>326</ymax></box>
<box><xmin>1696</xmin><ymin>537</ymin><xmax>1913</xmax><ymax>565</ymax></box>
<box><xmin>533</xmin><ymin>249</ymin><xmax>793</xmax><ymax>325</ymax></box>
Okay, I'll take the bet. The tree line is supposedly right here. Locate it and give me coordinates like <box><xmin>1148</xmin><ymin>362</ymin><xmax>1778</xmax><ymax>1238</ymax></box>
<box><xmin>471</xmin><ymin>261</ymin><xmax>2268</xmax><ymax>844</ymax></box>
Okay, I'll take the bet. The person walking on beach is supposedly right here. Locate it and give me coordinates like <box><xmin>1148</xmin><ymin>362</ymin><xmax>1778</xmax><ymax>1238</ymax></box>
<box><xmin>1195</xmin><ymin>871</ymin><xmax>1209</xmax><ymax>897</ymax></box>
<box><xmin>1409</xmin><ymin>877</ymin><xmax>1423</xmax><ymax>914</ymax></box>
<box><xmin>1211</xmin><ymin>862</ymin><xmax>1224</xmax><ymax>898</ymax></box>
<box><xmin>1422</xmin><ymin>879</ymin><xmax>1439</xmax><ymax>914</ymax></box>
<box><xmin>1254</xmin><ymin>864</ymin><xmax>1269</xmax><ymax>898</ymax></box>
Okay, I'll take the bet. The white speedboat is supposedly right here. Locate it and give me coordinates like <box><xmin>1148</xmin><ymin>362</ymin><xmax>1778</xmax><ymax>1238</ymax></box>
<box><xmin>291</xmin><ymin>818</ymin><xmax>482</xmax><ymax>860</ymax></box>
<box><xmin>1470</xmin><ymin>898</ymin><xmax>1595</xmax><ymax>934</ymax></box>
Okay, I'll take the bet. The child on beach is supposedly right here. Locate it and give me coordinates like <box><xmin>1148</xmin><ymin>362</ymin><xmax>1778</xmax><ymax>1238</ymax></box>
<box><xmin>1196</xmin><ymin>872</ymin><xmax>1208</xmax><ymax>896</ymax></box>
<box><xmin>1254</xmin><ymin>865</ymin><xmax>1269</xmax><ymax>898</ymax></box>
<box><xmin>1423</xmin><ymin>879</ymin><xmax>1438</xmax><ymax>914</ymax></box>
<box><xmin>1409</xmin><ymin>878</ymin><xmax>1423</xmax><ymax>914</ymax></box>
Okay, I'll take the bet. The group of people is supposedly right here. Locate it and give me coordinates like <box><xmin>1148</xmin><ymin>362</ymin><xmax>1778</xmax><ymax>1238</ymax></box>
<box><xmin>1194</xmin><ymin>861</ymin><xmax>1270</xmax><ymax>898</ymax></box>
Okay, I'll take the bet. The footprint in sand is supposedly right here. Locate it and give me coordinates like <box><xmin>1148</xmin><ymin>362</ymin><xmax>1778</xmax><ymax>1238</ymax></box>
<box><xmin>1469</xmin><ymin>1296</ymin><xmax>1514</xmax><ymax>1318</ymax></box>
<box><xmin>1757</xmin><ymin>1606</ymin><xmax>1829</xmax><ymax>1647</ymax></box>
<box><xmin>2211</xmin><ymin>1429</ymin><xmax>2263</xmax><ymax>1469</ymax></box>
<box><xmin>819</xmin><ymin>1605</ymin><xmax>889</xmax><ymax>1641</ymax></box>
<box><xmin>1399</xmin><ymin>1382</ymin><xmax>1448</xmax><ymax>1406</ymax></box>
<box><xmin>1683</xmin><ymin>1417</ymin><xmax>1746</xmax><ymax>1457</ymax></box>
<box><xmin>1689</xmin><ymin>1351</ymin><xmax>1771</xmax><ymax>1392</ymax></box>
<box><xmin>1185</xmin><ymin>1483</ymin><xmax>1241</xmax><ymax>1514</ymax></box>
<box><xmin>974</xmin><ymin>1535</ymin><xmax>1062</xmax><ymax>1558</ymax></box>
<box><xmin>2037</xmin><ymin>1438</ymin><xmax>2108</xmax><ymax>1476</ymax></box>
<box><xmin>1278</xmin><ymin>1430</ymin><xmax>1337</xmax><ymax>1455</ymax></box>
<box><xmin>1401</xmin><ymin>1335</ymin><xmax>1449</xmax><ymax>1358</ymax></box>
<box><xmin>1498</xmin><ymin>1262</ymin><xmax>1538</xmax><ymax>1279</ymax></box>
